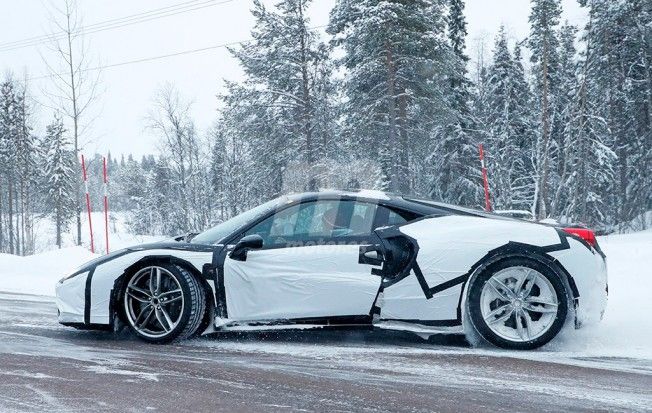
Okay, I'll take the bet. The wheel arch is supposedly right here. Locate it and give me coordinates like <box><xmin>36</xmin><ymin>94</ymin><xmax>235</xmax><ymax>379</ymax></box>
<box><xmin>111</xmin><ymin>255</ymin><xmax>214</xmax><ymax>329</ymax></box>
<box><xmin>459</xmin><ymin>242</ymin><xmax>580</xmax><ymax>331</ymax></box>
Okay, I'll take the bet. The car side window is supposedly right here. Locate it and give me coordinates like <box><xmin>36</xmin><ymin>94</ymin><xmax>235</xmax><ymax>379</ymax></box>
<box><xmin>245</xmin><ymin>200</ymin><xmax>378</xmax><ymax>246</ymax></box>
<box><xmin>373</xmin><ymin>205</ymin><xmax>419</xmax><ymax>228</ymax></box>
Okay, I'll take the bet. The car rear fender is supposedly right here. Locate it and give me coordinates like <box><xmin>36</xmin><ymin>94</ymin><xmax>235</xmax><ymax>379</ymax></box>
<box><xmin>374</xmin><ymin>215</ymin><xmax>579</xmax><ymax>326</ymax></box>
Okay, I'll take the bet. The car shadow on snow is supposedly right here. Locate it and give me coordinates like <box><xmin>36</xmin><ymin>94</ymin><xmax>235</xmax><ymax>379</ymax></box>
<box><xmin>199</xmin><ymin>328</ymin><xmax>471</xmax><ymax>348</ymax></box>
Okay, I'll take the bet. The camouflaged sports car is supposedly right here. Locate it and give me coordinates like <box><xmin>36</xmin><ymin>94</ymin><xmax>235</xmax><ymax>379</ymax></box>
<box><xmin>56</xmin><ymin>190</ymin><xmax>607</xmax><ymax>350</ymax></box>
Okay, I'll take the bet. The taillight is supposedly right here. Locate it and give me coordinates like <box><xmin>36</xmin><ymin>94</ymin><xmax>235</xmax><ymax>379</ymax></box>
<box><xmin>563</xmin><ymin>227</ymin><xmax>597</xmax><ymax>248</ymax></box>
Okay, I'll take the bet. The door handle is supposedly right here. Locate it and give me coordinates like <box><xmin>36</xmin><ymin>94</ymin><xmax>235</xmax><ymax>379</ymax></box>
<box><xmin>359</xmin><ymin>245</ymin><xmax>384</xmax><ymax>266</ymax></box>
<box><xmin>363</xmin><ymin>250</ymin><xmax>381</xmax><ymax>260</ymax></box>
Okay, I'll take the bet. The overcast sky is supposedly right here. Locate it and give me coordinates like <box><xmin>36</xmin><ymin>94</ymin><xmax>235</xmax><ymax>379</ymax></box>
<box><xmin>1</xmin><ymin>0</ymin><xmax>587</xmax><ymax>158</ymax></box>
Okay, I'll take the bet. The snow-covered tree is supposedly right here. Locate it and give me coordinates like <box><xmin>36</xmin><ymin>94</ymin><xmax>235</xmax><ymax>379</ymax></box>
<box><xmin>429</xmin><ymin>0</ymin><xmax>483</xmax><ymax>206</ymax></box>
<box><xmin>528</xmin><ymin>0</ymin><xmax>562</xmax><ymax>218</ymax></box>
<box><xmin>226</xmin><ymin>0</ymin><xmax>336</xmax><ymax>196</ymax></box>
<box><xmin>148</xmin><ymin>84</ymin><xmax>210</xmax><ymax>235</ymax></box>
<box><xmin>548</xmin><ymin>23</ymin><xmax>580</xmax><ymax>217</ymax></box>
<box><xmin>43</xmin><ymin>115</ymin><xmax>76</xmax><ymax>248</ymax></box>
<box><xmin>0</xmin><ymin>79</ymin><xmax>19</xmax><ymax>253</ymax></box>
<box><xmin>0</xmin><ymin>76</ymin><xmax>39</xmax><ymax>255</ymax></box>
<box><xmin>209</xmin><ymin>116</ymin><xmax>258</xmax><ymax>220</ymax></box>
<box><xmin>13</xmin><ymin>81</ymin><xmax>38</xmax><ymax>255</ymax></box>
<box><xmin>329</xmin><ymin>0</ymin><xmax>452</xmax><ymax>194</ymax></box>
<box><xmin>480</xmin><ymin>28</ymin><xmax>536</xmax><ymax>210</ymax></box>
<box><xmin>578</xmin><ymin>0</ymin><xmax>652</xmax><ymax>229</ymax></box>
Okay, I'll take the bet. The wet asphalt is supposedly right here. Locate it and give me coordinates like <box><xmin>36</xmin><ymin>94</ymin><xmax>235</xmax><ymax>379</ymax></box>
<box><xmin>0</xmin><ymin>292</ymin><xmax>650</xmax><ymax>413</ymax></box>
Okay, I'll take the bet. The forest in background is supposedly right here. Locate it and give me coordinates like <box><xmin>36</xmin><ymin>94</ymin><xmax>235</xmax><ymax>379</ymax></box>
<box><xmin>0</xmin><ymin>0</ymin><xmax>650</xmax><ymax>255</ymax></box>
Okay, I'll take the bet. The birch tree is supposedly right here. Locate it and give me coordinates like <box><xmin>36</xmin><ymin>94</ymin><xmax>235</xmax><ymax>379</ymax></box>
<box><xmin>42</xmin><ymin>0</ymin><xmax>101</xmax><ymax>246</ymax></box>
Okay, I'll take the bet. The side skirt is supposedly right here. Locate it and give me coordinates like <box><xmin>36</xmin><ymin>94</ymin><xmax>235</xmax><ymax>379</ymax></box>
<box><xmin>205</xmin><ymin>317</ymin><xmax>464</xmax><ymax>336</ymax></box>
<box><xmin>212</xmin><ymin>315</ymin><xmax>373</xmax><ymax>332</ymax></box>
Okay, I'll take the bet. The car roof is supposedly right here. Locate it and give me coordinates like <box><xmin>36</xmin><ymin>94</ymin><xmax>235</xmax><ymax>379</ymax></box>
<box><xmin>283</xmin><ymin>189</ymin><xmax>483</xmax><ymax>217</ymax></box>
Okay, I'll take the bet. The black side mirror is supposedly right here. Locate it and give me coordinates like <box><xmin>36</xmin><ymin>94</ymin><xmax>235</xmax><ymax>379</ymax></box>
<box><xmin>230</xmin><ymin>234</ymin><xmax>264</xmax><ymax>261</ymax></box>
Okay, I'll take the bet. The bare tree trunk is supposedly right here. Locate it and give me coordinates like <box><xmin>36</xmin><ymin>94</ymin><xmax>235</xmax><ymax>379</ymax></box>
<box><xmin>56</xmin><ymin>202</ymin><xmax>63</xmax><ymax>248</ymax></box>
<box><xmin>398</xmin><ymin>93</ymin><xmax>410</xmax><ymax>194</ymax></box>
<box><xmin>297</xmin><ymin>0</ymin><xmax>313</xmax><ymax>162</ymax></box>
<box><xmin>14</xmin><ymin>193</ymin><xmax>20</xmax><ymax>256</ymax></box>
<box><xmin>537</xmin><ymin>37</ymin><xmax>551</xmax><ymax>220</ymax></box>
<box><xmin>63</xmin><ymin>3</ymin><xmax>83</xmax><ymax>246</ymax></box>
<box><xmin>8</xmin><ymin>180</ymin><xmax>14</xmax><ymax>254</ymax></box>
<box><xmin>385</xmin><ymin>37</ymin><xmax>399</xmax><ymax>192</ymax></box>
<box><xmin>0</xmin><ymin>179</ymin><xmax>3</xmax><ymax>252</ymax></box>
<box><xmin>43</xmin><ymin>0</ymin><xmax>101</xmax><ymax>246</ymax></box>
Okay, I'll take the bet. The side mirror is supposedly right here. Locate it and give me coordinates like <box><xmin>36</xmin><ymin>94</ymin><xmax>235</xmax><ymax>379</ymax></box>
<box><xmin>229</xmin><ymin>234</ymin><xmax>264</xmax><ymax>261</ymax></box>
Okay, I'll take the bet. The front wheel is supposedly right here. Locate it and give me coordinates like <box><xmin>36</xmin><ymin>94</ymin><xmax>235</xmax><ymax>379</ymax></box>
<box><xmin>122</xmin><ymin>263</ymin><xmax>206</xmax><ymax>343</ymax></box>
<box><xmin>467</xmin><ymin>257</ymin><xmax>568</xmax><ymax>350</ymax></box>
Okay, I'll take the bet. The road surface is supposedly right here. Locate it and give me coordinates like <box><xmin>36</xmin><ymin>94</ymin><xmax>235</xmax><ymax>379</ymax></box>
<box><xmin>0</xmin><ymin>292</ymin><xmax>650</xmax><ymax>412</ymax></box>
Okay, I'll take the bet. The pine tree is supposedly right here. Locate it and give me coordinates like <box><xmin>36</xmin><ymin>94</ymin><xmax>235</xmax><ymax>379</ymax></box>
<box><xmin>329</xmin><ymin>0</ymin><xmax>452</xmax><ymax>194</ymax></box>
<box><xmin>0</xmin><ymin>77</ymin><xmax>36</xmax><ymax>254</ymax></box>
<box><xmin>510</xmin><ymin>43</ymin><xmax>538</xmax><ymax>210</ymax></box>
<box><xmin>482</xmin><ymin>28</ymin><xmax>536</xmax><ymax>210</ymax></box>
<box><xmin>587</xmin><ymin>0</ymin><xmax>651</xmax><ymax>229</ymax></box>
<box><xmin>549</xmin><ymin>23</ymin><xmax>580</xmax><ymax>217</ymax></box>
<box><xmin>13</xmin><ymin>82</ymin><xmax>38</xmax><ymax>255</ymax></box>
<box><xmin>226</xmin><ymin>0</ymin><xmax>335</xmax><ymax>195</ymax></box>
<box><xmin>43</xmin><ymin>115</ymin><xmax>76</xmax><ymax>248</ymax></box>
<box><xmin>528</xmin><ymin>0</ymin><xmax>562</xmax><ymax>218</ymax></box>
<box><xmin>0</xmin><ymin>79</ymin><xmax>18</xmax><ymax>253</ymax></box>
<box><xmin>431</xmin><ymin>0</ymin><xmax>482</xmax><ymax>206</ymax></box>
<box><xmin>210</xmin><ymin>107</ymin><xmax>260</xmax><ymax>217</ymax></box>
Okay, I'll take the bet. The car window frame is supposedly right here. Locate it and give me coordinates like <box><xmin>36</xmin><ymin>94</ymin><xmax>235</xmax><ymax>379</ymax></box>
<box><xmin>222</xmin><ymin>196</ymin><xmax>425</xmax><ymax>249</ymax></box>
<box><xmin>242</xmin><ymin>199</ymin><xmax>382</xmax><ymax>249</ymax></box>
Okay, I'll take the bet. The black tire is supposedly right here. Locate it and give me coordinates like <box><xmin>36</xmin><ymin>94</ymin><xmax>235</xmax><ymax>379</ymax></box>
<box><xmin>467</xmin><ymin>256</ymin><xmax>569</xmax><ymax>350</ymax></box>
<box><xmin>190</xmin><ymin>289</ymin><xmax>214</xmax><ymax>339</ymax></box>
<box><xmin>121</xmin><ymin>263</ymin><xmax>206</xmax><ymax>344</ymax></box>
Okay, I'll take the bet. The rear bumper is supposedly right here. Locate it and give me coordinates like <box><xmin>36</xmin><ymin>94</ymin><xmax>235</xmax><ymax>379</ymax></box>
<box><xmin>576</xmin><ymin>254</ymin><xmax>608</xmax><ymax>327</ymax></box>
<box><xmin>548</xmin><ymin>239</ymin><xmax>608</xmax><ymax>327</ymax></box>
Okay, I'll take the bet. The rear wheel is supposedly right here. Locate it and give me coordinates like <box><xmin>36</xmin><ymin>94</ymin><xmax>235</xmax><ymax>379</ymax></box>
<box><xmin>468</xmin><ymin>257</ymin><xmax>568</xmax><ymax>350</ymax></box>
<box><xmin>123</xmin><ymin>263</ymin><xmax>206</xmax><ymax>343</ymax></box>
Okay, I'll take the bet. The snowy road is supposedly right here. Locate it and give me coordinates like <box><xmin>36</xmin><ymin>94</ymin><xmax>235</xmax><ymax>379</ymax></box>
<box><xmin>0</xmin><ymin>293</ymin><xmax>651</xmax><ymax>412</ymax></box>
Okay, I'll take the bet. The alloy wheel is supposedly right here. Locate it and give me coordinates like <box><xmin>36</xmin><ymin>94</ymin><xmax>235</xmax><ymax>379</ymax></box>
<box><xmin>480</xmin><ymin>266</ymin><xmax>560</xmax><ymax>343</ymax></box>
<box><xmin>124</xmin><ymin>266</ymin><xmax>185</xmax><ymax>339</ymax></box>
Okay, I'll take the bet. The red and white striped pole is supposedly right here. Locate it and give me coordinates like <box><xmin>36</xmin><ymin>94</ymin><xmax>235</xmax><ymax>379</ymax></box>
<box><xmin>102</xmin><ymin>156</ymin><xmax>110</xmax><ymax>254</ymax></box>
<box><xmin>81</xmin><ymin>154</ymin><xmax>95</xmax><ymax>253</ymax></box>
<box><xmin>479</xmin><ymin>144</ymin><xmax>492</xmax><ymax>212</ymax></box>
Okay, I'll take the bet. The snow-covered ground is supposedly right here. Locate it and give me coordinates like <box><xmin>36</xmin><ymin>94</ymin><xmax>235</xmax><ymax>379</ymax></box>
<box><xmin>0</xmin><ymin>211</ymin><xmax>164</xmax><ymax>296</ymax></box>
<box><xmin>0</xmin><ymin>227</ymin><xmax>650</xmax><ymax>360</ymax></box>
<box><xmin>31</xmin><ymin>211</ymin><xmax>164</xmax><ymax>255</ymax></box>
<box><xmin>545</xmin><ymin>229</ymin><xmax>652</xmax><ymax>360</ymax></box>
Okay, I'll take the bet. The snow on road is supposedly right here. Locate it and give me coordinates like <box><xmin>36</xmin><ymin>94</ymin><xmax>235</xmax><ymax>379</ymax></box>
<box><xmin>0</xmin><ymin>228</ymin><xmax>650</xmax><ymax>360</ymax></box>
<box><xmin>546</xmin><ymin>229</ymin><xmax>652</xmax><ymax>360</ymax></box>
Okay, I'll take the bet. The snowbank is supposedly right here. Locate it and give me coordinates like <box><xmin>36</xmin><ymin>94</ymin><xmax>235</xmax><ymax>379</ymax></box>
<box><xmin>32</xmin><ymin>211</ymin><xmax>164</xmax><ymax>254</ymax></box>
<box><xmin>547</xmin><ymin>229</ymin><xmax>652</xmax><ymax>359</ymax></box>
<box><xmin>0</xmin><ymin>247</ymin><xmax>97</xmax><ymax>296</ymax></box>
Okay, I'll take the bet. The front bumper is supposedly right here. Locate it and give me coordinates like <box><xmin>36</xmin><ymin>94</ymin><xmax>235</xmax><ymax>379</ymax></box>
<box><xmin>55</xmin><ymin>271</ymin><xmax>88</xmax><ymax>324</ymax></box>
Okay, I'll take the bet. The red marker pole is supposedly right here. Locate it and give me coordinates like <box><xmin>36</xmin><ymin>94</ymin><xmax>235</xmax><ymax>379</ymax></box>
<box><xmin>102</xmin><ymin>156</ymin><xmax>110</xmax><ymax>254</ymax></box>
<box><xmin>479</xmin><ymin>144</ymin><xmax>492</xmax><ymax>212</ymax></box>
<box><xmin>81</xmin><ymin>154</ymin><xmax>95</xmax><ymax>253</ymax></box>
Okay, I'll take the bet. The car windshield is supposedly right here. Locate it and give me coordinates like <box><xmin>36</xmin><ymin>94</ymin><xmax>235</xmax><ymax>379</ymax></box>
<box><xmin>191</xmin><ymin>196</ymin><xmax>288</xmax><ymax>245</ymax></box>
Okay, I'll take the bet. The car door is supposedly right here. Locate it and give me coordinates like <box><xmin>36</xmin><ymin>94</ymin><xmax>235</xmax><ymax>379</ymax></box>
<box><xmin>222</xmin><ymin>199</ymin><xmax>386</xmax><ymax>322</ymax></box>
